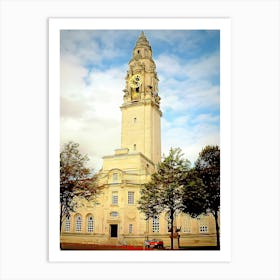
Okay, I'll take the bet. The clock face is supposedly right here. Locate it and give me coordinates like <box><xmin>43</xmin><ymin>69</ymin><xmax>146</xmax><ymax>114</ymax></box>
<box><xmin>129</xmin><ymin>74</ymin><xmax>142</xmax><ymax>88</ymax></box>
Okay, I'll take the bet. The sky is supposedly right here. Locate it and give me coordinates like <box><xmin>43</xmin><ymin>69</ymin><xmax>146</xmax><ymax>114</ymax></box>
<box><xmin>60</xmin><ymin>30</ymin><xmax>220</xmax><ymax>171</ymax></box>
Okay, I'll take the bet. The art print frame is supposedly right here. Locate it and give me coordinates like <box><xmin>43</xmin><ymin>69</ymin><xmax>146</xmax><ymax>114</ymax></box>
<box><xmin>49</xmin><ymin>17</ymin><xmax>231</xmax><ymax>262</ymax></box>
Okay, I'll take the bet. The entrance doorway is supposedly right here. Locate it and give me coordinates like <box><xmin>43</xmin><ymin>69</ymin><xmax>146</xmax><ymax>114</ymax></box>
<box><xmin>110</xmin><ymin>224</ymin><xmax>118</xmax><ymax>238</ymax></box>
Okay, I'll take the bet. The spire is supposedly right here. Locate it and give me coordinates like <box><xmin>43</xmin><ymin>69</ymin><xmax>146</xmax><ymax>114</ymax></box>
<box><xmin>135</xmin><ymin>31</ymin><xmax>151</xmax><ymax>50</ymax></box>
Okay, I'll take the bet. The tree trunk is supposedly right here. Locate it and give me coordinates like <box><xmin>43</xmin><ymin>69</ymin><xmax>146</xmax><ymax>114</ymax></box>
<box><xmin>214</xmin><ymin>210</ymin><xmax>220</xmax><ymax>249</ymax></box>
<box><xmin>59</xmin><ymin>204</ymin><xmax>63</xmax><ymax>250</ymax></box>
<box><xmin>60</xmin><ymin>204</ymin><xmax>63</xmax><ymax>234</ymax></box>
<box><xmin>146</xmin><ymin>219</ymin><xmax>149</xmax><ymax>241</ymax></box>
<box><xmin>170</xmin><ymin>209</ymin><xmax>174</xmax><ymax>250</ymax></box>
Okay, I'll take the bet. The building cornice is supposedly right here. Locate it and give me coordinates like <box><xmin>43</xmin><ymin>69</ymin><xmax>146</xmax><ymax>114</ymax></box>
<box><xmin>102</xmin><ymin>151</ymin><xmax>155</xmax><ymax>167</ymax></box>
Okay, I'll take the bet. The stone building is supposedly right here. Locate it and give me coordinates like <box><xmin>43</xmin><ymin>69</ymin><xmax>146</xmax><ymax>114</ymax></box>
<box><xmin>60</xmin><ymin>32</ymin><xmax>218</xmax><ymax>248</ymax></box>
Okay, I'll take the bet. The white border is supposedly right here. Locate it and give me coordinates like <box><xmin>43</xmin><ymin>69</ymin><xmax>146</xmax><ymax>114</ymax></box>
<box><xmin>49</xmin><ymin>18</ymin><xmax>231</xmax><ymax>262</ymax></box>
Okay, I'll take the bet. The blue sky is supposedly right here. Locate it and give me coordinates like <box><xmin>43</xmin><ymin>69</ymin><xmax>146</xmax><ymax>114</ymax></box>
<box><xmin>60</xmin><ymin>30</ymin><xmax>220</xmax><ymax>170</ymax></box>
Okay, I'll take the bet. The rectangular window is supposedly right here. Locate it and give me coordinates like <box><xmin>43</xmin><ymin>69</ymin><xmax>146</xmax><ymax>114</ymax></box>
<box><xmin>110</xmin><ymin>211</ymin><xmax>119</xmax><ymax>217</ymax></box>
<box><xmin>112</xmin><ymin>192</ymin><xmax>118</xmax><ymax>205</ymax></box>
<box><xmin>65</xmin><ymin>218</ymin><xmax>70</xmax><ymax>232</ymax></box>
<box><xmin>128</xmin><ymin>191</ymin><xmax>134</xmax><ymax>204</ymax></box>
<box><xmin>183</xmin><ymin>226</ymin><xmax>191</xmax><ymax>233</ymax></box>
<box><xmin>112</xmin><ymin>173</ymin><xmax>118</xmax><ymax>182</ymax></box>
<box><xmin>152</xmin><ymin>217</ymin><xmax>160</xmax><ymax>233</ymax></box>
<box><xmin>199</xmin><ymin>225</ymin><xmax>208</xmax><ymax>233</ymax></box>
<box><xmin>183</xmin><ymin>216</ymin><xmax>192</xmax><ymax>233</ymax></box>
<box><xmin>129</xmin><ymin>224</ymin><xmax>133</xmax><ymax>234</ymax></box>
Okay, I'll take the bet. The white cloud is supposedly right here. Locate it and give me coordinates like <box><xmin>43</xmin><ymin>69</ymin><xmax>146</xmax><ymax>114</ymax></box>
<box><xmin>156</xmin><ymin>52</ymin><xmax>220</xmax><ymax>116</ymax></box>
<box><xmin>161</xmin><ymin>116</ymin><xmax>219</xmax><ymax>165</ymax></box>
<box><xmin>160</xmin><ymin>80</ymin><xmax>219</xmax><ymax>114</ymax></box>
<box><xmin>192</xmin><ymin>113</ymin><xmax>220</xmax><ymax>124</ymax></box>
<box><xmin>187</xmin><ymin>52</ymin><xmax>220</xmax><ymax>80</ymax></box>
<box><xmin>60</xmin><ymin>54</ymin><xmax>126</xmax><ymax>170</ymax></box>
<box><xmin>156</xmin><ymin>55</ymin><xmax>183</xmax><ymax>77</ymax></box>
<box><xmin>148</xmin><ymin>30</ymin><xmax>214</xmax><ymax>56</ymax></box>
<box><xmin>60</xmin><ymin>30</ymin><xmax>220</xmax><ymax>171</ymax></box>
<box><xmin>61</xmin><ymin>31</ymin><xmax>122</xmax><ymax>65</ymax></box>
<box><xmin>156</xmin><ymin>51</ymin><xmax>219</xmax><ymax>81</ymax></box>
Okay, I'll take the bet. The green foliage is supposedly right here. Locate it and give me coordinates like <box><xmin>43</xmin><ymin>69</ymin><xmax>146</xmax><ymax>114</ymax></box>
<box><xmin>60</xmin><ymin>141</ymin><xmax>98</xmax><ymax>231</ymax></box>
<box><xmin>194</xmin><ymin>145</ymin><xmax>220</xmax><ymax>248</ymax></box>
<box><xmin>137</xmin><ymin>180</ymin><xmax>160</xmax><ymax>220</ymax></box>
<box><xmin>138</xmin><ymin>147</ymin><xmax>191</xmax><ymax>219</ymax></box>
<box><xmin>195</xmin><ymin>145</ymin><xmax>220</xmax><ymax>213</ymax></box>
<box><xmin>142</xmin><ymin>145</ymin><xmax>220</xmax><ymax>248</ymax></box>
<box><xmin>182</xmin><ymin>169</ymin><xmax>207</xmax><ymax>218</ymax></box>
<box><xmin>138</xmin><ymin>148</ymin><xmax>191</xmax><ymax>249</ymax></box>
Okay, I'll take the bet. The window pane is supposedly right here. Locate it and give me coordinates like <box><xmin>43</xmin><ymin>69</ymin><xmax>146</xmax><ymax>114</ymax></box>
<box><xmin>129</xmin><ymin>224</ymin><xmax>133</xmax><ymax>234</ymax></box>
<box><xmin>110</xmin><ymin>211</ymin><xmax>119</xmax><ymax>217</ymax></box>
<box><xmin>65</xmin><ymin>217</ymin><xmax>70</xmax><ymax>232</ymax></box>
<box><xmin>128</xmin><ymin>191</ymin><xmax>134</xmax><ymax>204</ymax></box>
<box><xmin>112</xmin><ymin>192</ymin><xmax>118</xmax><ymax>205</ymax></box>
<box><xmin>87</xmin><ymin>216</ymin><xmax>94</xmax><ymax>232</ymax></box>
<box><xmin>113</xmin><ymin>173</ymin><xmax>118</xmax><ymax>182</ymax></box>
<box><xmin>199</xmin><ymin>225</ymin><xmax>208</xmax><ymax>233</ymax></box>
<box><xmin>152</xmin><ymin>217</ymin><xmax>160</xmax><ymax>233</ymax></box>
<box><xmin>75</xmin><ymin>215</ymin><xmax>82</xmax><ymax>232</ymax></box>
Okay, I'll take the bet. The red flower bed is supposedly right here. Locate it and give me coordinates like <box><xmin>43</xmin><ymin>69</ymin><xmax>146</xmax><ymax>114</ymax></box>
<box><xmin>61</xmin><ymin>243</ymin><xmax>154</xmax><ymax>250</ymax></box>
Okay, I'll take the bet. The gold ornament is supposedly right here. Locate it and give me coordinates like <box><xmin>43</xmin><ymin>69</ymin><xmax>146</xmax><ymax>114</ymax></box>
<box><xmin>129</xmin><ymin>74</ymin><xmax>142</xmax><ymax>88</ymax></box>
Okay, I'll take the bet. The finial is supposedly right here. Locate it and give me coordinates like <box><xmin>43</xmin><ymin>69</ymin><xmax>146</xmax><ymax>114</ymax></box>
<box><xmin>135</xmin><ymin>31</ymin><xmax>149</xmax><ymax>47</ymax></box>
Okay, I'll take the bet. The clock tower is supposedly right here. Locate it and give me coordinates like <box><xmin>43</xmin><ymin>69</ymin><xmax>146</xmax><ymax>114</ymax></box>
<box><xmin>121</xmin><ymin>31</ymin><xmax>162</xmax><ymax>164</ymax></box>
<box><xmin>61</xmin><ymin>31</ymin><xmax>218</xmax><ymax>248</ymax></box>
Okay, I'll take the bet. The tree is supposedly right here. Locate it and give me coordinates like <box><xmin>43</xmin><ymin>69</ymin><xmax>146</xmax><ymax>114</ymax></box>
<box><xmin>138</xmin><ymin>148</ymin><xmax>191</xmax><ymax>249</ymax></box>
<box><xmin>137</xmin><ymin>180</ymin><xmax>161</xmax><ymax>241</ymax></box>
<box><xmin>195</xmin><ymin>145</ymin><xmax>220</xmax><ymax>249</ymax></box>
<box><xmin>60</xmin><ymin>141</ymin><xmax>98</xmax><ymax>233</ymax></box>
<box><xmin>138</xmin><ymin>180</ymin><xmax>160</xmax><ymax>221</ymax></box>
<box><xmin>182</xmin><ymin>169</ymin><xmax>207</xmax><ymax>218</ymax></box>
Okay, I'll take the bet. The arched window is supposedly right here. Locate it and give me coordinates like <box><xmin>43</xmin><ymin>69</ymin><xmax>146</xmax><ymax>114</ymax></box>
<box><xmin>75</xmin><ymin>215</ymin><xmax>82</xmax><ymax>232</ymax></box>
<box><xmin>64</xmin><ymin>217</ymin><xmax>70</xmax><ymax>232</ymax></box>
<box><xmin>87</xmin><ymin>216</ymin><xmax>94</xmax><ymax>232</ymax></box>
<box><xmin>152</xmin><ymin>216</ymin><xmax>160</xmax><ymax>233</ymax></box>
